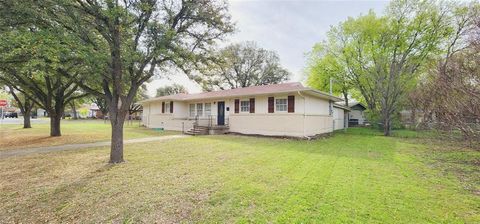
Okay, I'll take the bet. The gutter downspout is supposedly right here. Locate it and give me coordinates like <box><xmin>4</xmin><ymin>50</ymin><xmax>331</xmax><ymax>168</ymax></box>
<box><xmin>297</xmin><ymin>91</ymin><xmax>309</xmax><ymax>140</ymax></box>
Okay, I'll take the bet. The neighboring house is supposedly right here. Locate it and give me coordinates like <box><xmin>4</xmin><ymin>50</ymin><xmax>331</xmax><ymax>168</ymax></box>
<box><xmin>89</xmin><ymin>103</ymin><xmax>106</xmax><ymax>119</ymax></box>
<box><xmin>140</xmin><ymin>82</ymin><xmax>349</xmax><ymax>137</ymax></box>
<box><xmin>337</xmin><ymin>101</ymin><xmax>368</xmax><ymax>126</ymax></box>
<box><xmin>36</xmin><ymin>108</ymin><xmax>47</xmax><ymax>117</ymax></box>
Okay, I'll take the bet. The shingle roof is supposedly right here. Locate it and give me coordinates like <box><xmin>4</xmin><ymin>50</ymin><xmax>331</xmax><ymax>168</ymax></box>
<box><xmin>140</xmin><ymin>82</ymin><xmax>343</xmax><ymax>103</ymax></box>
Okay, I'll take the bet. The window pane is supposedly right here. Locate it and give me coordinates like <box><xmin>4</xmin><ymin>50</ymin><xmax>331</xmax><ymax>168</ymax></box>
<box><xmin>196</xmin><ymin>103</ymin><xmax>203</xmax><ymax>117</ymax></box>
<box><xmin>276</xmin><ymin>99</ymin><xmax>287</xmax><ymax>112</ymax></box>
<box><xmin>240</xmin><ymin>101</ymin><xmax>250</xmax><ymax>112</ymax></box>
<box><xmin>189</xmin><ymin>104</ymin><xmax>195</xmax><ymax>117</ymax></box>
<box><xmin>205</xmin><ymin>103</ymin><xmax>211</xmax><ymax>116</ymax></box>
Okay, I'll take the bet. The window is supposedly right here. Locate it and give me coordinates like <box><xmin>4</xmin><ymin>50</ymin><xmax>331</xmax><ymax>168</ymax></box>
<box><xmin>165</xmin><ymin>102</ymin><xmax>170</xmax><ymax>114</ymax></box>
<box><xmin>240</xmin><ymin>100</ymin><xmax>250</xmax><ymax>112</ymax></box>
<box><xmin>189</xmin><ymin>104</ymin><xmax>195</xmax><ymax>117</ymax></box>
<box><xmin>275</xmin><ymin>98</ymin><xmax>287</xmax><ymax>112</ymax></box>
<box><xmin>196</xmin><ymin>103</ymin><xmax>203</xmax><ymax>117</ymax></box>
<box><xmin>205</xmin><ymin>103</ymin><xmax>212</xmax><ymax>116</ymax></box>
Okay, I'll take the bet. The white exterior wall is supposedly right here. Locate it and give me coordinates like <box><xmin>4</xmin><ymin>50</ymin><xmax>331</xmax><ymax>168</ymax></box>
<box><xmin>142</xmin><ymin>101</ymin><xmax>194</xmax><ymax>132</ymax></box>
<box><xmin>302</xmin><ymin>94</ymin><xmax>334</xmax><ymax>135</ymax></box>
<box><xmin>229</xmin><ymin>114</ymin><xmax>305</xmax><ymax>137</ymax></box>
<box><xmin>333</xmin><ymin>107</ymin><xmax>345</xmax><ymax>130</ymax></box>
<box><xmin>349</xmin><ymin>109</ymin><xmax>365</xmax><ymax>125</ymax></box>
<box><xmin>142</xmin><ymin>92</ymin><xmax>340</xmax><ymax>137</ymax></box>
<box><xmin>229</xmin><ymin>93</ymin><xmax>332</xmax><ymax>137</ymax></box>
<box><xmin>173</xmin><ymin>102</ymin><xmax>189</xmax><ymax>119</ymax></box>
<box><xmin>304</xmin><ymin>94</ymin><xmax>329</xmax><ymax>115</ymax></box>
<box><xmin>304</xmin><ymin>115</ymin><xmax>334</xmax><ymax>135</ymax></box>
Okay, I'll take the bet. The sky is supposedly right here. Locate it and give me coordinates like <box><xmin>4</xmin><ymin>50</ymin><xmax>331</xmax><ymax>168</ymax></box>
<box><xmin>146</xmin><ymin>0</ymin><xmax>389</xmax><ymax>97</ymax></box>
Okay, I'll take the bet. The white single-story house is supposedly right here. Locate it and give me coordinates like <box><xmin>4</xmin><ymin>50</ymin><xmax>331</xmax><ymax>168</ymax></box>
<box><xmin>140</xmin><ymin>82</ymin><xmax>349</xmax><ymax>138</ymax></box>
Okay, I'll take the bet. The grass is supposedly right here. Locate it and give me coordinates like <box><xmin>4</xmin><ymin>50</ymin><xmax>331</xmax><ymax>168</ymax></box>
<box><xmin>0</xmin><ymin>119</ymin><xmax>178</xmax><ymax>150</ymax></box>
<box><xmin>0</xmin><ymin>126</ymin><xmax>478</xmax><ymax>223</ymax></box>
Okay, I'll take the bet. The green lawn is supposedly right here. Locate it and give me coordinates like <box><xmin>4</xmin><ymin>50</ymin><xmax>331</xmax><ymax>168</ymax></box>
<box><xmin>0</xmin><ymin>128</ymin><xmax>478</xmax><ymax>223</ymax></box>
<box><xmin>0</xmin><ymin>119</ymin><xmax>178</xmax><ymax>150</ymax></box>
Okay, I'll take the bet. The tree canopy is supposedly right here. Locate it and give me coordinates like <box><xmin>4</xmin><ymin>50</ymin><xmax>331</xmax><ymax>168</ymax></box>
<box><xmin>45</xmin><ymin>0</ymin><xmax>233</xmax><ymax>163</ymax></box>
<box><xmin>306</xmin><ymin>0</ymin><xmax>478</xmax><ymax>135</ymax></box>
<box><xmin>156</xmin><ymin>84</ymin><xmax>187</xmax><ymax>97</ymax></box>
<box><xmin>0</xmin><ymin>3</ymin><xmax>88</xmax><ymax>135</ymax></box>
<box><xmin>197</xmin><ymin>41</ymin><xmax>290</xmax><ymax>91</ymax></box>
<box><xmin>1</xmin><ymin>0</ymin><xmax>234</xmax><ymax>163</ymax></box>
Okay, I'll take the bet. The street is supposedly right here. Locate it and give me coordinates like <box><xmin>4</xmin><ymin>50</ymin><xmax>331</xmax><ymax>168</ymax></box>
<box><xmin>0</xmin><ymin>117</ymin><xmax>49</xmax><ymax>125</ymax></box>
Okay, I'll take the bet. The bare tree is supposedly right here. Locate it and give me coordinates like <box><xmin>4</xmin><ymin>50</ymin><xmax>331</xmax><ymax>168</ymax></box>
<box><xmin>415</xmin><ymin>14</ymin><xmax>480</xmax><ymax>146</ymax></box>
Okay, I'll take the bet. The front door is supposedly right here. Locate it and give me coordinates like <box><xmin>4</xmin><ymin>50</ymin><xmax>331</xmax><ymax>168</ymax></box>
<box><xmin>217</xmin><ymin>101</ymin><xmax>225</xmax><ymax>126</ymax></box>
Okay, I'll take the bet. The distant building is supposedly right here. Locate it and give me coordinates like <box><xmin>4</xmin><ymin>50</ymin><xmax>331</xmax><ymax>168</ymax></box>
<box><xmin>337</xmin><ymin>101</ymin><xmax>368</xmax><ymax>126</ymax></box>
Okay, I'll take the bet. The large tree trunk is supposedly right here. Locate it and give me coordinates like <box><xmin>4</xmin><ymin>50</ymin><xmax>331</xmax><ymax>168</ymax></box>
<box><xmin>383</xmin><ymin>113</ymin><xmax>392</xmax><ymax>136</ymax></box>
<box><xmin>23</xmin><ymin>100</ymin><xmax>34</xmax><ymax>129</ymax></box>
<box><xmin>109</xmin><ymin>108</ymin><xmax>126</xmax><ymax>163</ymax></box>
<box><xmin>343</xmin><ymin>91</ymin><xmax>349</xmax><ymax>107</ymax></box>
<box><xmin>23</xmin><ymin>109</ymin><xmax>32</xmax><ymax>129</ymax></box>
<box><xmin>108</xmin><ymin>19</ymin><xmax>127</xmax><ymax>164</ymax></box>
<box><xmin>50</xmin><ymin>114</ymin><xmax>62</xmax><ymax>136</ymax></box>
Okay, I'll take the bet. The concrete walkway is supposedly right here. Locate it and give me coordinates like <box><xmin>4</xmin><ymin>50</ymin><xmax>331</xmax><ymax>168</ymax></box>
<box><xmin>0</xmin><ymin>135</ymin><xmax>188</xmax><ymax>159</ymax></box>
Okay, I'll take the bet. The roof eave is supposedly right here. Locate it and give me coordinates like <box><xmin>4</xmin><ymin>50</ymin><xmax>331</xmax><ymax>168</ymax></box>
<box><xmin>139</xmin><ymin>88</ymin><xmax>343</xmax><ymax>103</ymax></box>
<box><xmin>304</xmin><ymin>89</ymin><xmax>344</xmax><ymax>102</ymax></box>
<box><xmin>333</xmin><ymin>104</ymin><xmax>351</xmax><ymax>111</ymax></box>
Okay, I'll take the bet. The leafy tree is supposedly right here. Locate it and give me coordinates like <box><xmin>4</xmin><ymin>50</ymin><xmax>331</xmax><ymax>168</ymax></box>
<box><xmin>156</xmin><ymin>84</ymin><xmax>187</xmax><ymax>97</ymax></box>
<box><xmin>5</xmin><ymin>85</ymin><xmax>35</xmax><ymax>128</ymax></box>
<box><xmin>197</xmin><ymin>41</ymin><xmax>289</xmax><ymax>91</ymax></box>
<box><xmin>0</xmin><ymin>88</ymin><xmax>9</xmax><ymax>100</ymax></box>
<box><xmin>68</xmin><ymin>96</ymin><xmax>90</xmax><ymax>120</ymax></box>
<box><xmin>68</xmin><ymin>100</ymin><xmax>79</xmax><ymax>120</ymax></box>
<box><xmin>308</xmin><ymin>0</ymin><xmax>474</xmax><ymax>136</ymax></box>
<box><xmin>411</xmin><ymin>6</ymin><xmax>480</xmax><ymax>145</ymax></box>
<box><xmin>45</xmin><ymin>0</ymin><xmax>234</xmax><ymax>163</ymax></box>
<box><xmin>0</xmin><ymin>6</ymin><xmax>88</xmax><ymax>136</ymax></box>
<box><xmin>306</xmin><ymin>43</ymin><xmax>353</xmax><ymax>106</ymax></box>
<box><xmin>129</xmin><ymin>84</ymin><xmax>149</xmax><ymax>116</ymax></box>
<box><xmin>92</xmin><ymin>97</ymin><xmax>108</xmax><ymax>119</ymax></box>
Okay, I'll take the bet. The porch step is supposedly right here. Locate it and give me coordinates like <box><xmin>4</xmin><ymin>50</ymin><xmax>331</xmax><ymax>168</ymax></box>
<box><xmin>185</xmin><ymin>126</ymin><xmax>209</xmax><ymax>136</ymax></box>
<box><xmin>184</xmin><ymin>125</ymin><xmax>230</xmax><ymax>136</ymax></box>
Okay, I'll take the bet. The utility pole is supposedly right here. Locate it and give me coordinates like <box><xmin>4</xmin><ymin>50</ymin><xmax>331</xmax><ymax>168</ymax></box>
<box><xmin>329</xmin><ymin>77</ymin><xmax>333</xmax><ymax>95</ymax></box>
<box><xmin>329</xmin><ymin>77</ymin><xmax>333</xmax><ymax>115</ymax></box>
<box><xmin>329</xmin><ymin>77</ymin><xmax>347</xmax><ymax>132</ymax></box>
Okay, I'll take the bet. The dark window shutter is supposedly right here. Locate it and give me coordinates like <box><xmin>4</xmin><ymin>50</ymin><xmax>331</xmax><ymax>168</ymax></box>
<box><xmin>170</xmin><ymin>101</ymin><xmax>173</xmax><ymax>113</ymax></box>
<box><xmin>234</xmin><ymin>99</ymin><xmax>239</xmax><ymax>113</ymax></box>
<box><xmin>249</xmin><ymin>98</ymin><xmax>255</xmax><ymax>113</ymax></box>
<box><xmin>268</xmin><ymin>97</ymin><xmax>274</xmax><ymax>113</ymax></box>
<box><xmin>162</xmin><ymin>102</ymin><xmax>165</xmax><ymax>113</ymax></box>
<box><xmin>288</xmin><ymin>95</ymin><xmax>295</xmax><ymax>113</ymax></box>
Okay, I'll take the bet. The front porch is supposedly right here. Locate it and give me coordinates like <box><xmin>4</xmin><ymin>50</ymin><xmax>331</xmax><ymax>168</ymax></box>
<box><xmin>184</xmin><ymin>125</ymin><xmax>230</xmax><ymax>136</ymax></box>
<box><xmin>184</xmin><ymin>115</ymin><xmax>230</xmax><ymax>136</ymax></box>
